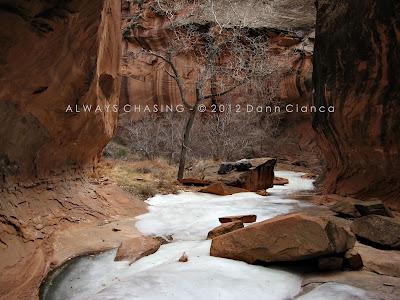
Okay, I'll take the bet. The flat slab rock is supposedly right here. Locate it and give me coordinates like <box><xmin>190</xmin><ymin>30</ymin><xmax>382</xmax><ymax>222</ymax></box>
<box><xmin>114</xmin><ymin>236</ymin><xmax>161</xmax><ymax>264</ymax></box>
<box><xmin>199</xmin><ymin>182</ymin><xmax>248</xmax><ymax>196</ymax></box>
<box><xmin>351</xmin><ymin>215</ymin><xmax>400</xmax><ymax>249</ymax></box>
<box><xmin>207</xmin><ymin>221</ymin><xmax>244</xmax><ymax>239</ymax></box>
<box><xmin>355</xmin><ymin>242</ymin><xmax>400</xmax><ymax>277</ymax></box>
<box><xmin>211</xmin><ymin>213</ymin><xmax>355</xmax><ymax>264</ymax></box>
<box><xmin>330</xmin><ymin>196</ymin><xmax>393</xmax><ymax>218</ymax></box>
<box><xmin>219</xmin><ymin>215</ymin><xmax>257</xmax><ymax>224</ymax></box>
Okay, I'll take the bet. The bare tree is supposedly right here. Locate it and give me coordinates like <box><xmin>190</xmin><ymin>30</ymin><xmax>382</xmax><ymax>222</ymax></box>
<box><xmin>131</xmin><ymin>0</ymin><xmax>279</xmax><ymax>179</ymax></box>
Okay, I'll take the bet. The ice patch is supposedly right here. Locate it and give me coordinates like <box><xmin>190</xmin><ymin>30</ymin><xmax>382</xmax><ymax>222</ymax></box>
<box><xmin>136</xmin><ymin>171</ymin><xmax>314</xmax><ymax>240</ymax></box>
<box><xmin>43</xmin><ymin>241</ymin><xmax>302</xmax><ymax>300</ymax></box>
<box><xmin>296</xmin><ymin>282</ymin><xmax>372</xmax><ymax>300</ymax></box>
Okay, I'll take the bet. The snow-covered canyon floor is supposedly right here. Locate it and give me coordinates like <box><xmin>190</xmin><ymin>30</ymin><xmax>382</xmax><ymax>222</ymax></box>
<box><xmin>41</xmin><ymin>171</ymin><xmax>370</xmax><ymax>300</ymax></box>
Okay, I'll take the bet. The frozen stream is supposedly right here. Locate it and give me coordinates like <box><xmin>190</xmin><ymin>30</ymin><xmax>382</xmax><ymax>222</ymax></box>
<box><xmin>41</xmin><ymin>171</ymin><xmax>369</xmax><ymax>300</ymax></box>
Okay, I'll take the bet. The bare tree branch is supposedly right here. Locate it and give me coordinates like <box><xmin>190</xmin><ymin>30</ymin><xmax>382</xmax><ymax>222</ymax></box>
<box><xmin>203</xmin><ymin>80</ymin><xmax>247</xmax><ymax>100</ymax></box>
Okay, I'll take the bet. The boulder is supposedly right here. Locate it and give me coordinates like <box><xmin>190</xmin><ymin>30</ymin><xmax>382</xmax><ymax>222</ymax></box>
<box><xmin>114</xmin><ymin>236</ymin><xmax>161</xmax><ymax>264</ymax></box>
<box><xmin>234</xmin><ymin>159</ymin><xmax>253</xmax><ymax>172</ymax></box>
<box><xmin>273</xmin><ymin>177</ymin><xmax>289</xmax><ymax>185</ymax></box>
<box><xmin>178</xmin><ymin>178</ymin><xmax>211</xmax><ymax>186</ymax></box>
<box><xmin>330</xmin><ymin>197</ymin><xmax>392</xmax><ymax>218</ymax></box>
<box><xmin>218</xmin><ymin>162</ymin><xmax>236</xmax><ymax>174</ymax></box>
<box><xmin>217</xmin><ymin>159</ymin><xmax>253</xmax><ymax>174</ymax></box>
<box><xmin>210</xmin><ymin>213</ymin><xmax>355</xmax><ymax>264</ymax></box>
<box><xmin>219</xmin><ymin>215</ymin><xmax>257</xmax><ymax>224</ymax></box>
<box><xmin>355</xmin><ymin>243</ymin><xmax>400</xmax><ymax>277</ymax></box>
<box><xmin>207</xmin><ymin>221</ymin><xmax>244</xmax><ymax>239</ymax></box>
<box><xmin>351</xmin><ymin>215</ymin><xmax>400</xmax><ymax>249</ymax></box>
<box><xmin>355</xmin><ymin>200</ymin><xmax>393</xmax><ymax>217</ymax></box>
<box><xmin>199</xmin><ymin>182</ymin><xmax>248</xmax><ymax>196</ymax></box>
<box><xmin>330</xmin><ymin>197</ymin><xmax>362</xmax><ymax>218</ymax></box>
<box><xmin>208</xmin><ymin>158</ymin><xmax>276</xmax><ymax>192</ymax></box>
<box><xmin>344</xmin><ymin>248</ymin><xmax>363</xmax><ymax>270</ymax></box>
<box><xmin>318</xmin><ymin>257</ymin><xmax>343</xmax><ymax>271</ymax></box>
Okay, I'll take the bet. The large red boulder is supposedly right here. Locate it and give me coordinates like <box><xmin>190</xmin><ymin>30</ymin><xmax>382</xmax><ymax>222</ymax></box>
<box><xmin>210</xmin><ymin>213</ymin><xmax>355</xmax><ymax>264</ymax></box>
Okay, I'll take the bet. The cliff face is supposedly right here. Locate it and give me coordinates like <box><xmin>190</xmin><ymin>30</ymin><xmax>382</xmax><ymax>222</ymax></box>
<box><xmin>119</xmin><ymin>0</ymin><xmax>319</xmax><ymax>166</ymax></box>
<box><xmin>120</xmin><ymin>0</ymin><xmax>315</xmax><ymax>114</ymax></box>
<box><xmin>0</xmin><ymin>0</ymin><xmax>121</xmax><ymax>183</ymax></box>
<box><xmin>0</xmin><ymin>1</ymin><xmax>137</xmax><ymax>299</ymax></box>
<box><xmin>313</xmin><ymin>0</ymin><xmax>400</xmax><ymax>206</ymax></box>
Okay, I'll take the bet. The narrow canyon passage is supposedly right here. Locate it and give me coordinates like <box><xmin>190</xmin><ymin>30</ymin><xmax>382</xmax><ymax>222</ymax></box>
<box><xmin>1</xmin><ymin>1</ymin><xmax>399</xmax><ymax>299</ymax></box>
<box><xmin>41</xmin><ymin>171</ymin><xmax>369</xmax><ymax>300</ymax></box>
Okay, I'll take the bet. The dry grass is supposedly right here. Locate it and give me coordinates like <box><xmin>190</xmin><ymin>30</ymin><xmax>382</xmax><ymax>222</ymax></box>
<box><xmin>100</xmin><ymin>158</ymin><xmax>179</xmax><ymax>200</ymax></box>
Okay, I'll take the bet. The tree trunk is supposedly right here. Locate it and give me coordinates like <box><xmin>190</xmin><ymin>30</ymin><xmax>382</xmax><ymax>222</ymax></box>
<box><xmin>177</xmin><ymin>105</ymin><xmax>198</xmax><ymax>180</ymax></box>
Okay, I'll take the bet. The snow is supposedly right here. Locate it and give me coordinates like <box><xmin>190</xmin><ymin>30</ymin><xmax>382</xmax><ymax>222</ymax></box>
<box><xmin>41</xmin><ymin>170</ymin><xmax>371</xmax><ymax>300</ymax></box>
<box><xmin>135</xmin><ymin>171</ymin><xmax>314</xmax><ymax>240</ymax></box>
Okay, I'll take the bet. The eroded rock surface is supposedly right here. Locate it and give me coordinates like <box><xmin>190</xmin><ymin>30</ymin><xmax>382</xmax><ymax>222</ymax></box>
<box><xmin>0</xmin><ymin>1</ymin><xmax>127</xmax><ymax>298</ymax></box>
<box><xmin>210</xmin><ymin>213</ymin><xmax>355</xmax><ymax>264</ymax></box>
<box><xmin>351</xmin><ymin>215</ymin><xmax>400</xmax><ymax>249</ymax></box>
<box><xmin>0</xmin><ymin>0</ymin><xmax>121</xmax><ymax>183</ymax></box>
<box><xmin>313</xmin><ymin>0</ymin><xmax>400</xmax><ymax>208</ymax></box>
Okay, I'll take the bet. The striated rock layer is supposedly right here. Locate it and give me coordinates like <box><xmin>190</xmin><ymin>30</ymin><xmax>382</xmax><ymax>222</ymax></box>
<box><xmin>119</xmin><ymin>0</ymin><xmax>320</xmax><ymax>168</ymax></box>
<box><xmin>0</xmin><ymin>1</ymin><xmax>132</xmax><ymax>299</ymax></box>
<box><xmin>0</xmin><ymin>0</ymin><xmax>121</xmax><ymax>183</ymax></box>
<box><xmin>313</xmin><ymin>1</ymin><xmax>400</xmax><ymax>207</ymax></box>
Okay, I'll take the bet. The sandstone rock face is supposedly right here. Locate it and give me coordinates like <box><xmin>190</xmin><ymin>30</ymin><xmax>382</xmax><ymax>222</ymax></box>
<box><xmin>0</xmin><ymin>178</ymin><xmax>147</xmax><ymax>299</ymax></box>
<box><xmin>313</xmin><ymin>0</ymin><xmax>400</xmax><ymax>207</ymax></box>
<box><xmin>114</xmin><ymin>236</ymin><xmax>161</xmax><ymax>264</ymax></box>
<box><xmin>355</xmin><ymin>243</ymin><xmax>400</xmax><ymax>278</ymax></box>
<box><xmin>0</xmin><ymin>1</ymin><xmax>124</xmax><ymax>298</ymax></box>
<box><xmin>210</xmin><ymin>213</ymin><xmax>355</xmax><ymax>264</ymax></box>
<box><xmin>120</xmin><ymin>1</ymin><xmax>315</xmax><ymax>113</ymax></box>
<box><xmin>0</xmin><ymin>0</ymin><xmax>121</xmax><ymax>183</ymax></box>
<box><xmin>207</xmin><ymin>221</ymin><xmax>244</xmax><ymax>240</ymax></box>
<box><xmin>351</xmin><ymin>215</ymin><xmax>400</xmax><ymax>249</ymax></box>
<box><xmin>119</xmin><ymin>1</ymin><xmax>320</xmax><ymax>168</ymax></box>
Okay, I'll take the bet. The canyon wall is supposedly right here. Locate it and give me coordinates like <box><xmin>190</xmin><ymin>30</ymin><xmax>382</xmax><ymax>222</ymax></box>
<box><xmin>313</xmin><ymin>0</ymin><xmax>400</xmax><ymax>206</ymax></box>
<box><xmin>0</xmin><ymin>0</ymin><xmax>121</xmax><ymax>183</ymax></box>
<box><xmin>120</xmin><ymin>0</ymin><xmax>315</xmax><ymax>113</ymax></box>
<box><xmin>119</xmin><ymin>0</ymin><xmax>319</xmax><ymax>166</ymax></box>
<box><xmin>0</xmin><ymin>1</ymin><xmax>134</xmax><ymax>299</ymax></box>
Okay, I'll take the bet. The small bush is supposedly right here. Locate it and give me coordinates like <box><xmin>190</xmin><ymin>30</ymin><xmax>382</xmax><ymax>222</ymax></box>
<box><xmin>136</xmin><ymin>184</ymin><xmax>157</xmax><ymax>199</ymax></box>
